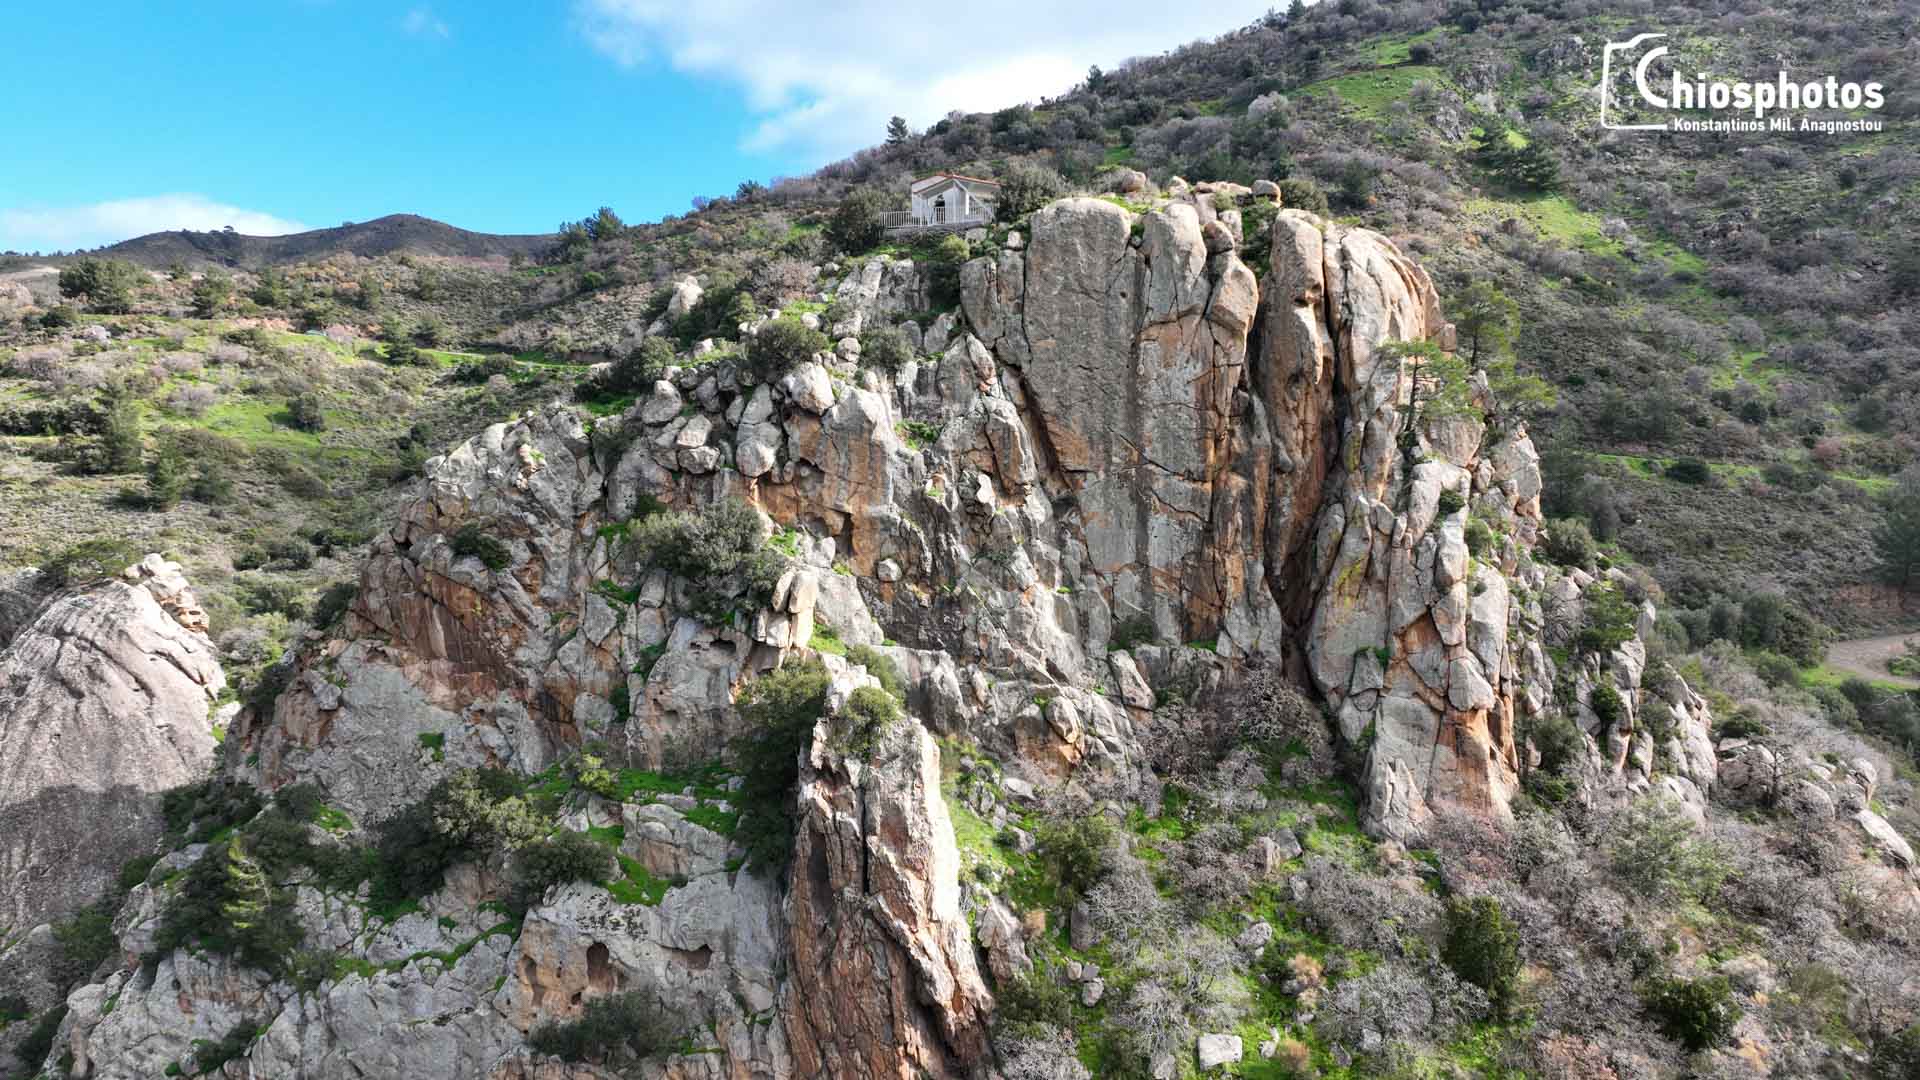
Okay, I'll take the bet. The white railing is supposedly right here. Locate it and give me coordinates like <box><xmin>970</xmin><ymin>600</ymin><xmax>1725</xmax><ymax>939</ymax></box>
<box><xmin>882</xmin><ymin>209</ymin><xmax>995</xmax><ymax>233</ymax></box>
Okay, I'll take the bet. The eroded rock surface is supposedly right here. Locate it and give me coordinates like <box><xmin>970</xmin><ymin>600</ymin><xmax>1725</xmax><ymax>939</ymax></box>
<box><xmin>0</xmin><ymin>555</ymin><xmax>223</xmax><ymax>932</ymax></box>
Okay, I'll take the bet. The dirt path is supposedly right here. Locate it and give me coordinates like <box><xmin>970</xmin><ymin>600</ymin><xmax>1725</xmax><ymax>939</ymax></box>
<box><xmin>1827</xmin><ymin>632</ymin><xmax>1920</xmax><ymax>689</ymax></box>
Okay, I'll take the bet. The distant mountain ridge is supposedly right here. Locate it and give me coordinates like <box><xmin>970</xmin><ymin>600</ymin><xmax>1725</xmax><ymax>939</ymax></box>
<box><xmin>99</xmin><ymin>213</ymin><xmax>553</xmax><ymax>268</ymax></box>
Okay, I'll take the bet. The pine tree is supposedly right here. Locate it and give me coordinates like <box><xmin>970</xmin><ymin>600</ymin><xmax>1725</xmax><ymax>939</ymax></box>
<box><xmin>98</xmin><ymin>383</ymin><xmax>143</xmax><ymax>474</ymax></box>
<box><xmin>1452</xmin><ymin>281</ymin><xmax>1518</xmax><ymax>366</ymax></box>
<box><xmin>190</xmin><ymin>272</ymin><xmax>232</xmax><ymax>318</ymax></box>
<box><xmin>1875</xmin><ymin>491</ymin><xmax>1920</xmax><ymax>594</ymax></box>
<box><xmin>885</xmin><ymin>116</ymin><xmax>911</xmax><ymax>145</ymax></box>
<box><xmin>145</xmin><ymin>443</ymin><xmax>187</xmax><ymax>508</ymax></box>
<box><xmin>1472</xmin><ymin>130</ymin><xmax>1560</xmax><ymax>193</ymax></box>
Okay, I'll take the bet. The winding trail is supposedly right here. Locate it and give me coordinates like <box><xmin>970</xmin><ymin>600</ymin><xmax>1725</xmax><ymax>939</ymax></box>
<box><xmin>1827</xmin><ymin>632</ymin><xmax>1920</xmax><ymax>689</ymax></box>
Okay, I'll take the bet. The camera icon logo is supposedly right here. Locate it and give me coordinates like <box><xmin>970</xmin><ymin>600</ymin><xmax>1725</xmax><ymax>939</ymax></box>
<box><xmin>1600</xmin><ymin>33</ymin><xmax>1673</xmax><ymax>130</ymax></box>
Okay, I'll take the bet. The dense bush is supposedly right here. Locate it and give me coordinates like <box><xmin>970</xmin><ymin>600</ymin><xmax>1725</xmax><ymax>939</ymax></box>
<box><xmin>825</xmin><ymin>189</ymin><xmax>890</xmax><ymax>254</ymax></box>
<box><xmin>57</xmin><ymin>258</ymin><xmax>142</xmax><ymax>314</ymax></box>
<box><xmin>370</xmin><ymin>767</ymin><xmax>548</xmax><ymax>906</ymax></box>
<box><xmin>731</xmin><ymin>659</ymin><xmax>830</xmax><ymax>873</ymax></box>
<box><xmin>845</xmin><ymin>644</ymin><xmax>905</xmax><ymax>700</ymax></box>
<box><xmin>1441</xmin><ymin>896</ymin><xmax>1522</xmax><ymax>1017</ymax></box>
<box><xmin>13</xmin><ymin>1004</ymin><xmax>67</xmax><ymax>1070</ymax></box>
<box><xmin>1608</xmin><ymin>797</ymin><xmax>1728</xmax><ymax>904</ymax></box>
<box><xmin>858</xmin><ymin>326</ymin><xmax>912</xmax><ymax>374</ymax></box>
<box><xmin>996</xmin><ymin>163</ymin><xmax>1069</xmax><ymax>220</ymax></box>
<box><xmin>163</xmin><ymin>777</ymin><xmax>265</xmax><ymax>841</ymax></box>
<box><xmin>626</xmin><ymin>499</ymin><xmax>783</xmax><ymax>624</ymax></box>
<box><xmin>286</xmin><ymin>392</ymin><xmax>326</xmax><ymax>432</ymax></box>
<box><xmin>839</xmin><ymin>685</ymin><xmax>901</xmax><ymax>756</ymax></box>
<box><xmin>41</xmin><ymin>537</ymin><xmax>141</xmax><ymax>587</ymax></box>
<box><xmin>451</xmin><ymin>523</ymin><xmax>511</xmax><ymax>571</ymax></box>
<box><xmin>580</xmin><ymin>337</ymin><xmax>673</xmax><ymax>401</ymax></box>
<box><xmin>1037</xmin><ymin>815</ymin><xmax>1119</xmax><ymax>897</ymax></box>
<box><xmin>51</xmin><ymin>902</ymin><xmax>118</xmax><ymax>987</ymax></box>
<box><xmin>1540</xmin><ymin>517</ymin><xmax>1597</xmax><ymax>569</ymax></box>
<box><xmin>511</xmin><ymin>830</ymin><xmax>614</xmax><ymax>916</ymax></box>
<box><xmin>746</xmin><ymin>318</ymin><xmax>829</xmax><ymax>383</ymax></box>
<box><xmin>1110</xmin><ymin>614</ymin><xmax>1156</xmax><ymax>651</ymax></box>
<box><xmin>1276</xmin><ymin>177</ymin><xmax>1330</xmax><ymax>215</ymax></box>
<box><xmin>152</xmin><ymin>835</ymin><xmax>304</xmax><ymax>974</ymax></box>
<box><xmin>1576</xmin><ymin>584</ymin><xmax>1639</xmax><ymax>655</ymax></box>
<box><xmin>1643</xmin><ymin>974</ymin><xmax>1741</xmax><ymax>1051</ymax></box>
<box><xmin>527</xmin><ymin>990</ymin><xmax>678</xmax><ymax>1067</ymax></box>
<box><xmin>1664</xmin><ymin>456</ymin><xmax>1712</xmax><ymax>485</ymax></box>
<box><xmin>193</xmin><ymin>1019</ymin><xmax>262</xmax><ymax>1075</ymax></box>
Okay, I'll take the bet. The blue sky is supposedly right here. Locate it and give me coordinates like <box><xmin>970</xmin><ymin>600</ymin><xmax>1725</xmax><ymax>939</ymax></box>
<box><xmin>0</xmin><ymin>1</ymin><xmax>1276</xmax><ymax>252</ymax></box>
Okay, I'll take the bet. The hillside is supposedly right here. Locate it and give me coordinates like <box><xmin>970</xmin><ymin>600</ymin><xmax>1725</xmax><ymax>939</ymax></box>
<box><xmin>97</xmin><ymin>213</ymin><xmax>554</xmax><ymax>269</ymax></box>
<box><xmin>4</xmin><ymin>1</ymin><xmax>1920</xmax><ymax>1078</ymax></box>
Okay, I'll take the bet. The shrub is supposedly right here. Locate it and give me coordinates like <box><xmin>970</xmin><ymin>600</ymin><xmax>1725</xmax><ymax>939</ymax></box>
<box><xmin>98</xmin><ymin>383</ymin><xmax>144</xmax><ymax>474</ymax></box>
<box><xmin>152</xmin><ymin>835</ymin><xmax>304</xmax><ymax>975</ymax></box>
<box><xmin>746</xmin><ymin>318</ymin><xmax>829</xmax><ymax>383</ymax></box>
<box><xmin>1465</xmin><ymin>517</ymin><xmax>1494</xmax><ymax>556</ymax></box>
<box><xmin>626</xmin><ymin>499</ymin><xmax>782</xmax><ymax>624</ymax></box>
<box><xmin>451</xmin><ymin>353</ymin><xmax>515</xmax><ymax>386</ymax></box>
<box><xmin>58</xmin><ymin>257</ymin><xmax>142</xmax><ymax>314</ymax></box>
<box><xmin>1037</xmin><ymin>815</ymin><xmax>1119</xmax><ymax>896</ymax></box>
<box><xmin>1875</xmin><ymin>1025</ymin><xmax>1920</xmax><ymax>1079</ymax></box>
<box><xmin>1664</xmin><ymin>456</ymin><xmax>1712</xmax><ymax>484</ymax></box>
<box><xmin>0</xmin><ymin>994</ymin><xmax>27</xmax><ymax>1023</ymax></box>
<box><xmin>1576</xmin><ymin>584</ymin><xmax>1639</xmax><ymax>655</ymax></box>
<box><xmin>1276</xmin><ymin>177</ymin><xmax>1330</xmax><ymax>215</ymax></box>
<box><xmin>41</xmin><ymin>304</ymin><xmax>80</xmax><ymax>328</ymax></box>
<box><xmin>581</xmin><ymin>337</ymin><xmax>673</xmax><ymax>401</ymax></box>
<box><xmin>731</xmin><ymin>659</ymin><xmax>830</xmax><ymax>873</ymax></box>
<box><xmin>1589</xmin><ymin>682</ymin><xmax>1625</xmax><ymax>730</ymax></box>
<box><xmin>144</xmin><ymin>442</ymin><xmax>187</xmax><ymax>508</ymax></box>
<box><xmin>825</xmin><ymin>189</ymin><xmax>891</xmax><ymax>254</ymax></box>
<box><xmin>281</xmin><ymin>392</ymin><xmax>324</xmax><ymax>433</ymax></box>
<box><xmin>846</xmin><ymin>644</ymin><xmax>905</xmax><ymax>700</ymax></box>
<box><xmin>1441</xmin><ymin>896</ymin><xmax>1522</xmax><ymax>1017</ymax></box>
<box><xmin>996</xmin><ymin>164</ymin><xmax>1069</xmax><ymax>220</ymax></box>
<box><xmin>311</xmin><ymin>583</ymin><xmax>356</xmax><ymax>628</ymax></box>
<box><xmin>194</xmin><ymin>1019</ymin><xmax>260</xmax><ymax>1074</ymax></box>
<box><xmin>13</xmin><ymin>1005</ymin><xmax>67</xmax><ymax>1070</ymax></box>
<box><xmin>370</xmin><ymin>767</ymin><xmax>548</xmax><ymax>906</ymax></box>
<box><xmin>1110</xmin><ymin>614</ymin><xmax>1156</xmax><ymax>651</ymax></box>
<box><xmin>526</xmin><ymin>990</ymin><xmax>677</xmax><ymax>1066</ymax></box>
<box><xmin>1540</xmin><ymin>517</ymin><xmax>1597</xmax><ymax>569</ymax></box>
<box><xmin>1435</xmin><ymin>487</ymin><xmax>1466</xmax><ymax>517</ymax></box>
<box><xmin>839</xmin><ymin>685</ymin><xmax>901</xmax><ymax>756</ymax></box>
<box><xmin>995</xmin><ymin>963</ymin><xmax>1076</xmax><ymax>1030</ymax></box>
<box><xmin>511</xmin><ymin>830</ymin><xmax>614</xmax><ymax>915</ymax></box>
<box><xmin>858</xmin><ymin>326</ymin><xmax>913</xmax><ymax>374</ymax></box>
<box><xmin>1644</xmin><ymin>974</ymin><xmax>1741</xmax><ymax>1051</ymax></box>
<box><xmin>451</xmin><ymin>523</ymin><xmax>512</xmax><ymax>571</ymax></box>
<box><xmin>1608</xmin><ymin>797</ymin><xmax>1728</xmax><ymax>903</ymax></box>
<box><xmin>42</xmin><ymin>538</ymin><xmax>141</xmax><ymax>587</ymax></box>
<box><xmin>52</xmin><ymin>902</ymin><xmax>118</xmax><ymax>987</ymax></box>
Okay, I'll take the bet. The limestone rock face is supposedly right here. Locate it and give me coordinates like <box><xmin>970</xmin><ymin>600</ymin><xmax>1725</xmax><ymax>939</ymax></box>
<box><xmin>782</xmin><ymin>678</ymin><xmax>993</xmax><ymax>1079</ymax></box>
<box><xmin>39</xmin><ymin>188</ymin><xmax>1711</xmax><ymax>1080</ymax></box>
<box><xmin>0</xmin><ymin>556</ymin><xmax>223</xmax><ymax>932</ymax></box>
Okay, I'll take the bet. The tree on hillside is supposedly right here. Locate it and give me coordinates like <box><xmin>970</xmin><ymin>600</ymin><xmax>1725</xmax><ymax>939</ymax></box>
<box><xmin>1874</xmin><ymin>478</ymin><xmax>1920</xmax><ymax>596</ymax></box>
<box><xmin>996</xmin><ymin>164</ymin><xmax>1068</xmax><ymax>221</ymax></box>
<box><xmin>585</xmin><ymin>207</ymin><xmax>625</xmax><ymax>242</ymax></box>
<box><xmin>825</xmin><ymin>190</ymin><xmax>890</xmax><ymax>255</ymax></box>
<box><xmin>886</xmin><ymin>116</ymin><xmax>911</xmax><ymax>145</ymax></box>
<box><xmin>190</xmin><ymin>272</ymin><xmax>232</xmax><ymax>318</ymax></box>
<box><xmin>1382</xmin><ymin>339</ymin><xmax>1475</xmax><ymax>437</ymax></box>
<box><xmin>98</xmin><ymin>383</ymin><xmax>144</xmax><ymax>474</ymax></box>
<box><xmin>1451</xmin><ymin>281</ymin><xmax>1517</xmax><ymax>367</ymax></box>
<box><xmin>58</xmin><ymin>258</ymin><xmax>142</xmax><ymax>314</ymax></box>
<box><xmin>1472</xmin><ymin>129</ymin><xmax>1560</xmax><ymax>193</ymax></box>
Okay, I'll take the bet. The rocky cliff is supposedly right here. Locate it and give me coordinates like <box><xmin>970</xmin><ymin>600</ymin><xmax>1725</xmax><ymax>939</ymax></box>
<box><xmin>0</xmin><ymin>556</ymin><xmax>223</xmax><ymax>933</ymax></box>
<box><xmin>21</xmin><ymin>186</ymin><xmax>1720</xmax><ymax>1079</ymax></box>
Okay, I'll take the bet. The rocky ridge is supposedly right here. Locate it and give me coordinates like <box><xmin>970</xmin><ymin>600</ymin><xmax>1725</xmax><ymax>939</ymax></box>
<box><xmin>24</xmin><ymin>186</ymin><xmax>1752</xmax><ymax>1078</ymax></box>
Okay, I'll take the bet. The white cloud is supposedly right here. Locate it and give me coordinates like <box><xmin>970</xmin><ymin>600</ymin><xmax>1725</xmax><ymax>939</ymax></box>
<box><xmin>402</xmin><ymin>8</ymin><xmax>450</xmax><ymax>39</ymax></box>
<box><xmin>0</xmin><ymin>195</ymin><xmax>311</xmax><ymax>252</ymax></box>
<box><xmin>574</xmin><ymin>0</ymin><xmax>1276</xmax><ymax>159</ymax></box>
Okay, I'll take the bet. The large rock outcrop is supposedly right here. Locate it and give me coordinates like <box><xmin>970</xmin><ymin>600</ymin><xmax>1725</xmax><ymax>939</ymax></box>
<box><xmin>0</xmin><ymin>555</ymin><xmax>223</xmax><ymax>932</ymax></box>
<box><xmin>33</xmin><ymin>187</ymin><xmax>1714</xmax><ymax>1080</ymax></box>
